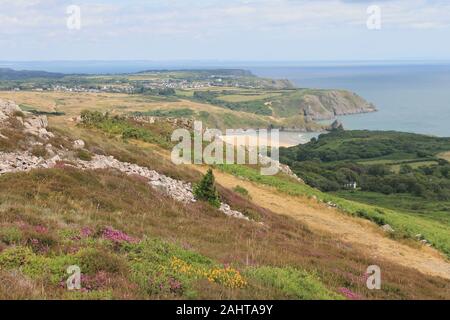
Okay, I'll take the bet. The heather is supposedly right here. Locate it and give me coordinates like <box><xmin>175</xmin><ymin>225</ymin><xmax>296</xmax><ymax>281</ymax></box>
<box><xmin>0</xmin><ymin>165</ymin><xmax>448</xmax><ymax>300</ymax></box>
<box><xmin>0</xmin><ymin>115</ymin><xmax>449</xmax><ymax>300</ymax></box>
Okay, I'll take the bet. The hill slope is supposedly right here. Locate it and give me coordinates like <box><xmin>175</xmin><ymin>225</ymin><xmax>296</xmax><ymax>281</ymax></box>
<box><xmin>0</xmin><ymin>98</ymin><xmax>448</xmax><ymax>300</ymax></box>
<box><xmin>0</xmin><ymin>68</ymin><xmax>64</xmax><ymax>80</ymax></box>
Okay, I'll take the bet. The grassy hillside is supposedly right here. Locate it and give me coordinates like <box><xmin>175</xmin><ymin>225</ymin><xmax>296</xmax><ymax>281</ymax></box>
<box><xmin>0</xmin><ymin>107</ymin><xmax>448</xmax><ymax>299</ymax></box>
<box><xmin>0</xmin><ymin>69</ymin><xmax>374</xmax><ymax>131</ymax></box>
<box><xmin>277</xmin><ymin>130</ymin><xmax>450</xmax><ymax>256</ymax></box>
<box><xmin>187</xmin><ymin>88</ymin><xmax>376</xmax><ymax>124</ymax></box>
<box><xmin>0</xmin><ymin>68</ymin><xmax>64</xmax><ymax>80</ymax></box>
<box><xmin>0</xmin><ymin>90</ymin><xmax>324</xmax><ymax>131</ymax></box>
<box><xmin>68</xmin><ymin>113</ymin><xmax>450</xmax><ymax>260</ymax></box>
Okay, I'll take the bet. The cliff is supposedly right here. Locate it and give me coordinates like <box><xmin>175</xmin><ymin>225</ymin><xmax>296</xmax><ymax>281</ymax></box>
<box><xmin>270</xmin><ymin>89</ymin><xmax>377</xmax><ymax>120</ymax></box>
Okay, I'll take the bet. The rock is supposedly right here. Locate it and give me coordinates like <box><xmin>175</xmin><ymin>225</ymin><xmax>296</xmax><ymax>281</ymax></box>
<box><xmin>327</xmin><ymin>201</ymin><xmax>338</xmax><ymax>208</ymax></box>
<box><xmin>45</xmin><ymin>144</ymin><xmax>56</xmax><ymax>157</ymax></box>
<box><xmin>219</xmin><ymin>203</ymin><xmax>250</xmax><ymax>220</ymax></box>
<box><xmin>0</xmin><ymin>150</ymin><xmax>248</xmax><ymax>222</ymax></box>
<box><xmin>16</xmin><ymin>117</ymin><xmax>24</xmax><ymax>125</ymax></box>
<box><xmin>77</xmin><ymin>155</ymin><xmax>249</xmax><ymax>219</ymax></box>
<box><xmin>23</xmin><ymin>115</ymin><xmax>54</xmax><ymax>139</ymax></box>
<box><xmin>73</xmin><ymin>139</ymin><xmax>85</xmax><ymax>150</ymax></box>
<box><xmin>0</xmin><ymin>151</ymin><xmax>57</xmax><ymax>174</ymax></box>
<box><xmin>300</xmin><ymin>90</ymin><xmax>377</xmax><ymax>121</ymax></box>
<box><xmin>381</xmin><ymin>224</ymin><xmax>395</xmax><ymax>233</ymax></box>
<box><xmin>258</xmin><ymin>153</ymin><xmax>304</xmax><ymax>183</ymax></box>
<box><xmin>330</xmin><ymin>119</ymin><xmax>344</xmax><ymax>131</ymax></box>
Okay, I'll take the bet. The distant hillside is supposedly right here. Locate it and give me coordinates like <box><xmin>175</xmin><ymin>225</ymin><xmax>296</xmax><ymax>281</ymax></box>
<box><xmin>0</xmin><ymin>68</ymin><xmax>64</xmax><ymax>80</ymax></box>
<box><xmin>190</xmin><ymin>87</ymin><xmax>375</xmax><ymax>124</ymax></box>
<box><xmin>269</xmin><ymin>89</ymin><xmax>377</xmax><ymax>120</ymax></box>
<box><xmin>281</xmin><ymin>130</ymin><xmax>450</xmax><ymax>163</ymax></box>
<box><xmin>137</xmin><ymin>69</ymin><xmax>255</xmax><ymax>77</ymax></box>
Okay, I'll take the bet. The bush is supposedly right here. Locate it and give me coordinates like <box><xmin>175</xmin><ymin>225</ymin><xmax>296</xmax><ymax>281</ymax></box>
<box><xmin>31</xmin><ymin>145</ymin><xmax>48</xmax><ymax>158</ymax></box>
<box><xmin>76</xmin><ymin>149</ymin><xmax>92</xmax><ymax>161</ymax></box>
<box><xmin>80</xmin><ymin>110</ymin><xmax>107</xmax><ymax>126</ymax></box>
<box><xmin>245</xmin><ymin>266</ymin><xmax>342</xmax><ymax>300</ymax></box>
<box><xmin>233</xmin><ymin>185</ymin><xmax>250</xmax><ymax>198</ymax></box>
<box><xmin>0</xmin><ymin>227</ymin><xmax>23</xmax><ymax>245</ymax></box>
<box><xmin>193</xmin><ymin>169</ymin><xmax>221</xmax><ymax>208</ymax></box>
<box><xmin>77</xmin><ymin>248</ymin><xmax>128</xmax><ymax>275</ymax></box>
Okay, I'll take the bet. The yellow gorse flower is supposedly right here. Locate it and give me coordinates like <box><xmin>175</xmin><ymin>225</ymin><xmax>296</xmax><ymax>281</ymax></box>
<box><xmin>170</xmin><ymin>257</ymin><xmax>247</xmax><ymax>289</ymax></box>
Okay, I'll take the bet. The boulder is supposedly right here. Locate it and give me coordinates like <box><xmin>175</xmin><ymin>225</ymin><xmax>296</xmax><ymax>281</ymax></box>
<box><xmin>0</xmin><ymin>99</ymin><xmax>21</xmax><ymax>121</ymax></box>
<box><xmin>23</xmin><ymin>115</ymin><xmax>54</xmax><ymax>139</ymax></box>
<box><xmin>381</xmin><ymin>224</ymin><xmax>395</xmax><ymax>233</ymax></box>
<box><xmin>330</xmin><ymin>119</ymin><xmax>344</xmax><ymax>131</ymax></box>
<box><xmin>73</xmin><ymin>139</ymin><xmax>85</xmax><ymax>150</ymax></box>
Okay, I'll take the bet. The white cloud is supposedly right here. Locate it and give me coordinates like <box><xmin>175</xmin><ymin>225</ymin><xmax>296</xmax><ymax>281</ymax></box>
<box><xmin>0</xmin><ymin>0</ymin><xmax>449</xmax><ymax>60</ymax></box>
<box><xmin>1</xmin><ymin>0</ymin><xmax>449</xmax><ymax>37</ymax></box>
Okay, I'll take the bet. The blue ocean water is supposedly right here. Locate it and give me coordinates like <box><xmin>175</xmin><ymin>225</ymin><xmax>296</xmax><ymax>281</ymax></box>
<box><xmin>250</xmin><ymin>64</ymin><xmax>450</xmax><ymax>137</ymax></box>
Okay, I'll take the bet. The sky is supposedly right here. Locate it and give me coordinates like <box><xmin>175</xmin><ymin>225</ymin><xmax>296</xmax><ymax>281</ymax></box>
<box><xmin>0</xmin><ymin>0</ymin><xmax>449</xmax><ymax>61</ymax></box>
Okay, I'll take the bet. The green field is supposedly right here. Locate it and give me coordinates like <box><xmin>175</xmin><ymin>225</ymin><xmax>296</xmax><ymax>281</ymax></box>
<box><xmin>217</xmin><ymin>92</ymin><xmax>282</xmax><ymax>103</ymax></box>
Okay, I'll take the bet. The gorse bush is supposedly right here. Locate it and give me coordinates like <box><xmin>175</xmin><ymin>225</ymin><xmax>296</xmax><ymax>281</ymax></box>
<box><xmin>194</xmin><ymin>169</ymin><xmax>221</xmax><ymax>208</ymax></box>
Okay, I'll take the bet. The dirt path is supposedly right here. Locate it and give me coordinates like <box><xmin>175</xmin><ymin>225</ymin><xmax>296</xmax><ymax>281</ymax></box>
<box><xmin>195</xmin><ymin>167</ymin><xmax>450</xmax><ymax>280</ymax></box>
<box><xmin>131</xmin><ymin>141</ymin><xmax>450</xmax><ymax>280</ymax></box>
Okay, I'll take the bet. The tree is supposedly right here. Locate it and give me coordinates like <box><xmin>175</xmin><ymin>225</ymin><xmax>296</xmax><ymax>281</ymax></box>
<box><xmin>194</xmin><ymin>169</ymin><xmax>221</xmax><ymax>208</ymax></box>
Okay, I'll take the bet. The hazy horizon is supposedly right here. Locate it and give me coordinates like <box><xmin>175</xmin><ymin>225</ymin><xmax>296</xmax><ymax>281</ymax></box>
<box><xmin>2</xmin><ymin>59</ymin><xmax>450</xmax><ymax>75</ymax></box>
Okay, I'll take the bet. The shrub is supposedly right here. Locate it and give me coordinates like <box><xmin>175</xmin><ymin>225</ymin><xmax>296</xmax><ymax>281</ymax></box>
<box><xmin>80</xmin><ymin>110</ymin><xmax>106</xmax><ymax>126</ymax></box>
<box><xmin>193</xmin><ymin>169</ymin><xmax>221</xmax><ymax>208</ymax></box>
<box><xmin>0</xmin><ymin>227</ymin><xmax>23</xmax><ymax>245</ymax></box>
<box><xmin>233</xmin><ymin>185</ymin><xmax>250</xmax><ymax>199</ymax></box>
<box><xmin>13</xmin><ymin>111</ymin><xmax>25</xmax><ymax>118</ymax></box>
<box><xmin>77</xmin><ymin>248</ymin><xmax>128</xmax><ymax>275</ymax></box>
<box><xmin>31</xmin><ymin>145</ymin><xmax>48</xmax><ymax>158</ymax></box>
<box><xmin>76</xmin><ymin>149</ymin><xmax>92</xmax><ymax>161</ymax></box>
<box><xmin>245</xmin><ymin>266</ymin><xmax>342</xmax><ymax>300</ymax></box>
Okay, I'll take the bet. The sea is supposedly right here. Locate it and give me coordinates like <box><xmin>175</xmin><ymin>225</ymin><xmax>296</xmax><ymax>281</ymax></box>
<box><xmin>250</xmin><ymin>63</ymin><xmax>450</xmax><ymax>138</ymax></box>
<box><xmin>2</xmin><ymin>60</ymin><xmax>449</xmax><ymax>143</ymax></box>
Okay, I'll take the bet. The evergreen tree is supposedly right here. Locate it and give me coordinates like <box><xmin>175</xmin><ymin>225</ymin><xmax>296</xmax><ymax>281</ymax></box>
<box><xmin>194</xmin><ymin>169</ymin><xmax>221</xmax><ymax>208</ymax></box>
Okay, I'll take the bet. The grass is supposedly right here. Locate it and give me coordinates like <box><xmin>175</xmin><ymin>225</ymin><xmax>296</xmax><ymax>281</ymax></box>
<box><xmin>335</xmin><ymin>191</ymin><xmax>450</xmax><ymax>225</ymax></box>
<box><xmin>245</xmin><ymin>266</ymin><xmax>343</xmax><ymax>300</ymax></box>
<box><xmin>0</xmin><ymin>105</ymin><xmax>449</xmax><ymax>299</ymax></box>
<box><xmin>438</xmin><ymin>151</ymin><xmax>450</xmax><ymax>162</ymax></box>
<box><xmin>390</xmin><ymin>161</ymin><xmax>439</xmax><ymax>173</ymax></box>
<box><xmin>19</xmin><ymin>103</ymin><xmax>65</xmax><ymax>116</ymax></box>
<box><xmin>0</xmin><ymin>132</ymin><xmax>448</xmax><ymax>299</ymax></box>
<box><xmin>217</xmin><ymin>93</ymin><xmax>281</xmax><ymax>103</ymax></box>
<box><xmin>233</xmin><ymin>185</ymin><xmax>251</xmax><ymax>199</ymax></box>
<box><xmin>131</xmin><ymin>108</ymin><xmax>195</xmax><ymax>118</ymax></box>
<box><xmin>2</xmin><ymin>90</ymin><xmax>322</xmax><ymax>131</ymax></box>
<box><xmin>80</xmin><ymin>111</ymin><xmax>174</xmax><ymax>149</ymax></box>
